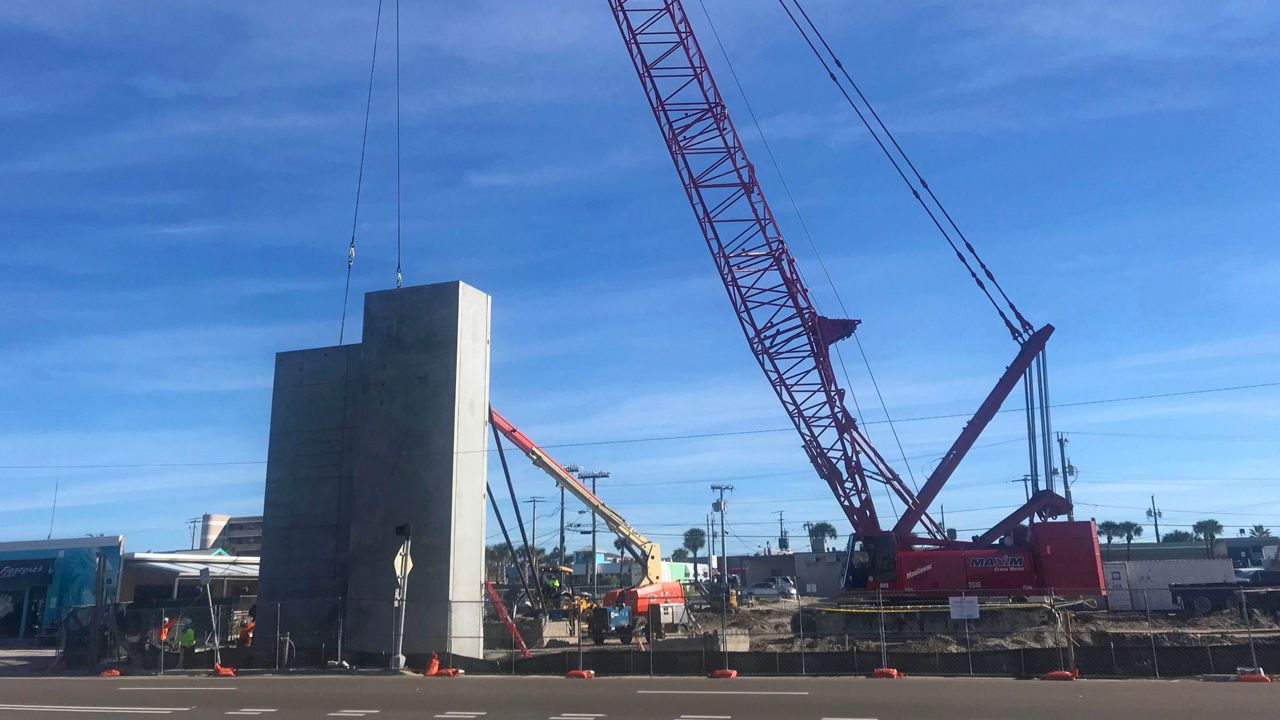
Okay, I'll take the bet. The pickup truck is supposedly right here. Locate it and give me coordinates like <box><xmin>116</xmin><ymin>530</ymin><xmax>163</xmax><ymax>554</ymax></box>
<box><xmin>1170</xmin><ymin>568</ymin><xmax>1280</xmax><ymax>614</ymax></box>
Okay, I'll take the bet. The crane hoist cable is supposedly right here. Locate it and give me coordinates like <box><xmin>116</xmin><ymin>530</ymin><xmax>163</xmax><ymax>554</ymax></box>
<box><xmin>780</xmin><ymin>0</ymin><xmax>1062</xmax><ymax>495</ymax></box>
<box><xmin>394</xmin><ymin>0</ymin><xmax>404</xmax><ymax>289</ymax></box>
<box><xmin>776</xmin><ymin>0</ymin><xmax>1031</xmax><ymax>343</ymax></box>
<box><xmin>339</xmin><ymin>0</ymin><xmax>385</xmax><ymax>345</ymax></box>
<box><xmin>695</xmin><ymin>0</ymin><xmax>917</xmax><ymax>507</ymax></box>
<box><xmin>788</xmin><ymin>0</ymin><xmax>1033</xmax><ymax>339</ymax></box>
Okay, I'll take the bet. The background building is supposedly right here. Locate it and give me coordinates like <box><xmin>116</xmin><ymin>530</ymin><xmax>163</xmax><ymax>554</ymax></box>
<box><xmin>0</xmin><ymin>536</ymin><xmax>123</xmax><ymax>642</ymax></box>
<box><xmin>198</xmin><ymin>514</ymin><xmax>263</xmax><ymax>556</ymax></box>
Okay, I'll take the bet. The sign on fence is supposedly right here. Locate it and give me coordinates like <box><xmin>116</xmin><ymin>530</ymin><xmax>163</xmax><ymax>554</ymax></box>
<box><xmin>948</xmin><ymin>595</ymin><xmax>979</xmax><ymax>620</ymax></box>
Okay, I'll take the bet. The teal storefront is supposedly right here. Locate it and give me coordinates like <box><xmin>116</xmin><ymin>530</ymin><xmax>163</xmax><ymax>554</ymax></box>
<box><xmin>0</xmin><ymin>537</ymin><xmax>123</xmax><ymax>641</ymax></box>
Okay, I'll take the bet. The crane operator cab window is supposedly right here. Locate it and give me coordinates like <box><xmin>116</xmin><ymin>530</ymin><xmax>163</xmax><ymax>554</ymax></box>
<box><xmin>843</xmin><ymin>534</ymin><xmax>899</xmax><ymax>590</ymax></box>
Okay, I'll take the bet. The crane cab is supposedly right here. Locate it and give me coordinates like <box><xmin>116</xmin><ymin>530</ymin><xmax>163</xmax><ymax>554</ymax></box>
<box><xmin>843</xmin><ymin>533</ymin><xmax>900</xmax><ymax>591</ymax></box>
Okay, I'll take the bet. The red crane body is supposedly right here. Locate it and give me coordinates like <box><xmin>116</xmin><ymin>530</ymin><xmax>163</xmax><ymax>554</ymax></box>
<box><xmin>607</xmin><ymin>0</ymin><xmax>1103</xmax><ymax>594</ymax></box>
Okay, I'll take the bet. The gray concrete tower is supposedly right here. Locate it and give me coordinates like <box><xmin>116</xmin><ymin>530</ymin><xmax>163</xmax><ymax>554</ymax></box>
<box><xmin>259</xmin><ymin>281</ymin><xmax>490</xmax><ymax>661</ymax></box>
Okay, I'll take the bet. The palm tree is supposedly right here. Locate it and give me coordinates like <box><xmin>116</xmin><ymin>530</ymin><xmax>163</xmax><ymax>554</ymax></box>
<box><xmin>1115</xmin><ymin>521</ymin><xmax>1144</xmax><ymax>560</ymax></box>
<box><xmin>1163</xmin><ymin>530</ymin><xmax>1194</xmax><ymax>543</ymax></box>
<box><xmin>1250</xmin><ymin>525</ymin><xmax>1272</xmax><ymax>538</ymax></box>
<box><xmin>485</xmin><ymin>543</ymin><xmax>514</xmax><ymax>581</ymax></box>
<box><xmin>683</xmin><ymin>528</ymin><xmax>707</xmax><ymax>579</ymax></box>
<box><xmin>1097</xmin><ymin>521</ymin><xmax>1120</xmax><ymax>560</ymax></box>
<box><xmin>671</xmin><ymin>548</ymin><xmax>691</xmax><ymax>562</ymax></box>
<box><xmin>1193</xmin><ymin>519</ymin><xmax>1224</xmax><ymax>559</ymax></box>
<box><xmin>807</xmin><ymin>521</ymin><xmax>838</xmax><ymax>553</ymax></box>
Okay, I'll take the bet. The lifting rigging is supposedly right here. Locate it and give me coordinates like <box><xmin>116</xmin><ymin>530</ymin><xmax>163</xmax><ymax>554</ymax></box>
<box><xmin>606</xmin><ymin>0</ymin><xmax>1102</xmax><ymax>593</ymax></box>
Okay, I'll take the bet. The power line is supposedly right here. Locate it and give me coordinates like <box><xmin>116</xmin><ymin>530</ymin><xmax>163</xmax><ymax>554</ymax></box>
<box><xmin>0</xmin><ymin>461</ymin><xmax>269</xmax><ymax>470</ymax></box>
<box><xmin>4</xmin><ymin>381</ymin><xmax>1274</xmax><ymax>471</ymax></box>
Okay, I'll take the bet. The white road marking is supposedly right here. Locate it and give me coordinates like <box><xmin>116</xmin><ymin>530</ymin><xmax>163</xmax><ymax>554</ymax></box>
<box><xmin>328</xmin><ymin>715</ymin><xmax>365</xmax><ymax>718</ymax></box>
<box><xmin>239</xmin><ymin>711</ymin><xmax>276</xmax><ymax>714</ymax></box>
<box><xmin>551</xmin><ymin>716</ymin><xmax>605</xmax><ymax>719</ymax></box>
<box><xmin>118</xmin><ymin>688</ymin><xmax>237</xmax><ymax>691</ymax></box>
<box><xmin>433</xmin><ymin>715</ymin><xmax>486</xmax><ymax>719</ymax></box>
<box><xmin>822</xmin><ymin>717</ymin><xmax>879</xmax><ymax>720</ymax></box>
<box><xmin>677</xmin><ymin>716</ymin><xmax>732</xmax><ymax>719</ymax></box>
<box><xmin>0</xmin><ymin>705</ymin><xmax>190</xmax><ymax>715</ymax></box>
<box><xmin>640</xmin><ymin>686</ymin><xmax>808</xmax><ymax>691</ymax></box>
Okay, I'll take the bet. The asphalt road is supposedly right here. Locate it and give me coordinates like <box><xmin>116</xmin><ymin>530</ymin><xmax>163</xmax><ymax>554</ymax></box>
<box><xmin>0</xmin><ymin>675</ymin><xmax>1274</xmax><ymax>720</ymax></box>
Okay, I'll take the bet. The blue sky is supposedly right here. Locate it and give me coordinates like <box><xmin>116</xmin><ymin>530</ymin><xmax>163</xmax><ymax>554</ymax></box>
<box><xmin>2</xmin><ymin>1</ymin><xmax>1279</xmax><ymax>556</ymax></box>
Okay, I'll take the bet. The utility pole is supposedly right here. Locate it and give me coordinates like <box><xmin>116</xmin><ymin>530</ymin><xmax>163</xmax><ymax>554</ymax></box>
<box><xmin>578</xmin><ymin>469</ymin><xmax>610</xmax><ymax>596</ymax></box>
<box><xmin>776</xmin><ymin>510</ymin><xmax>789</xmax><ymax>552</ymax></box>
<box><xmin>524</xmin><ymin>497</ymin><xmax>546</xmax><ymax>562</ymax></box>
<box><xmin>1147</xmin><ymin>495</ymin><xmax>1163</xmax><ymax>543</ymax></box>
<box><xmin>560</xmin><ymin>465</ymin><xmax>580</xmax><ymax>567</ymax></box>
<box><xmin>1056</xmin><ymin>432</ymin><xmax>1076</xmax><ymax>521</ymax></box>
<box><xmin>706</xmin><ymin>513</ymin><xmax>715</xmax><ymax>576</ymax></box>
<box><xmin>712</xmin><ymin>485</ymin><xmax>734</xmax><ymax>583</ymax></box>
<box><xmin>558</xmin><ymin>486</ymin><xmax>566</xmax><ymax>565</ymax></box>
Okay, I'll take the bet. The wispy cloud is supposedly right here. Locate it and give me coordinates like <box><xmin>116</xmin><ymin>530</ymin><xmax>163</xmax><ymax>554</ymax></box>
<box><xmin>7</xmin><ymin>320</ymin><xmax>328</xmax><ymax>393</ymax></box>
<box><xmin>933</xmin><ymin>0</ymin><xmax>1280</xmax><ymax>94</ymax></box>
<box><xmin>1105</xmin><ymin>334</ymin><xmax>1280</xmax><ymax>370</ymax></box>
<box><xmin>149</xmin><ymin>222</ymin><xmax>228</xmax><ymax>236</ymax></box>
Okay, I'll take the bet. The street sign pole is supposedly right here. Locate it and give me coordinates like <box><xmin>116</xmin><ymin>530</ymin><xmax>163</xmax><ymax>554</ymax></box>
<box><xmin>391</xmin><ymin>524</ymin><xmax>413</xmax><ymax>670</ymax></box>
<box><xmin>201</xmin><ymin>567</ymin><xmax>221</xmax><ymax>667</ymax></box>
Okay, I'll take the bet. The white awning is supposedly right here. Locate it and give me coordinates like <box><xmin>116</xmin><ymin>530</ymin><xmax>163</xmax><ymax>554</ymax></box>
<box><xmin>129</xmin><ymin>560</ymin><xmax>258</xmax><ymax>579</ymax></box>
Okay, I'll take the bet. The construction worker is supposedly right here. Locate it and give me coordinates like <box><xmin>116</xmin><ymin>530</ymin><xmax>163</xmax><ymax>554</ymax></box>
<box><xmin>178</xmin><ymin>618</ymin><xmax>196</xmax><ymax>668</ymax></box>
<box><xmin>543</xmin><ymin>574</ymin><xmax>561</xmax><ymax>600</ymax></box>
<box><xmin>239</xmin><ymin>605</ymin><xmax>256</xmax><ymax>648</ymax></box>
<box><xmin>239</xmin><ymin>620</ymin><xmax>255</xmax><ymax>648</ymax></box>
<box><xmin>158</xmin><ymin>616</ymin><xmax>178</xmax><ymax>644</ymax></box>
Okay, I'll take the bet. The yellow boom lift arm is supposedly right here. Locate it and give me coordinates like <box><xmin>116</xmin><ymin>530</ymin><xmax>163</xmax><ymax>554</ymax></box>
<box><xmin>490</xmin><ymin>407</ymin><xmax>663</xmax><ymax>586</ymax></box>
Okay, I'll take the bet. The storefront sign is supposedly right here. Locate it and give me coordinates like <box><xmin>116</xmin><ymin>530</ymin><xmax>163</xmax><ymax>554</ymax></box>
<box><xmin>0</xmin><ymin>559</ymin><xmax>54</xmax><ymax>586</ymax></box>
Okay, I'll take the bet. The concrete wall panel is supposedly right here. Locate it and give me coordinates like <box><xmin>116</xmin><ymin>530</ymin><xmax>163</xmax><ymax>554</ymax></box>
<box><xmin>259</xmin><ymin>283</ymin><xmax>489</xmax><ymax>660</ymax></box>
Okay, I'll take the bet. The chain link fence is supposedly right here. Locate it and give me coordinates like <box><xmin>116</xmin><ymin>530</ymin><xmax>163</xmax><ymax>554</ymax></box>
<box><xmin>88</xmin><ymin>585</ymin><xmax>1280</xmax><ymax>678</ymax></box>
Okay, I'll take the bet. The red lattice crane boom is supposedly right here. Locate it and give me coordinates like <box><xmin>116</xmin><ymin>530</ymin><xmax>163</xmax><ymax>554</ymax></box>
<box><xmin>607</xmin><ymin>0</ymin><xmax>1103</xmax><ymax>595</ymax></box>
<box><xmin>607</xmin><ymin>0</ymin><xmax>943</xmax><ymax>542</ymax></box>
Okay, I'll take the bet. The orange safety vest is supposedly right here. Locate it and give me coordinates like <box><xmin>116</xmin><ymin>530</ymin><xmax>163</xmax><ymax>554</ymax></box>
<box><xmin>239</xmin><ymin>621</ymin><xmax>255</xmax><ymax>648</ymax></box>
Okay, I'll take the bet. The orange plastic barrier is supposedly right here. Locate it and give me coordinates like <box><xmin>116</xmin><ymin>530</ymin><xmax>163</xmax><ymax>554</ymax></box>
<box><xmin>708</xmin><ymin>669</ymin><xmax>738</xmax><ymax>679</ymax></box>
<box><xmin>99</xmin><ymin>669</ymin><xmax>121</xmax><ymax>677</ymax></box>
<box><xmin>1238</xmin><ymin>673</ymin><xmax>1273</xmax><ymax>683</ymax></box>
<box><xmin>1042</xmin><ymin>669</ymin><xmax>1079</xmax><ymax>681</ymax></box>
<box><xmin>871</xmin><ymin>667</ymin><xmax>903</xmax><ymax>679</ymax></box>
<box><xmin>565</xmin><ymin>669</ymin><xmax>595</xmax><ymax>679</ymax></box>
<box><xmin>212</xmin><ymin>664</ymin><xmax>237</xmax><ymax>677</ymax></box>
<box><xmin>422</xmin><ymin>652</ymin><xmax>461</xmax><ymax>677</ymax></box>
